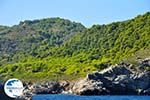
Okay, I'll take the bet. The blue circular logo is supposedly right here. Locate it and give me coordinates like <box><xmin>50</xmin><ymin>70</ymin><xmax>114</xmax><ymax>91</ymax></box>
<box><xmin>4</xmin><ymin>78</ymin><xmax>24</xmax><ymax>98</ymax></box>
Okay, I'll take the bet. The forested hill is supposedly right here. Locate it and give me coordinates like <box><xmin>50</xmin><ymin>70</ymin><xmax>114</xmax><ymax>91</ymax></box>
<box><xmin>0</xmin><ymin>18</ymin><xmax>85</xmax><ymax>64</ymax></box>
<box><xmin>55</xmin><ymin>12</ymin><xmax>150</xmax><ymax>63</ymax></box>
<box><xmin>0</xmin><ymin>12</ymin><xmax>149</xmax><ymax>81</ymax></box>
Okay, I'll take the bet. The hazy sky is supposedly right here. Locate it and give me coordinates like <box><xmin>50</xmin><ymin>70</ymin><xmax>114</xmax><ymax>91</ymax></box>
<box><xmin>0</xmin><ymin>0</ymin><xmax>150</xmax><ymax>27</ymax></box>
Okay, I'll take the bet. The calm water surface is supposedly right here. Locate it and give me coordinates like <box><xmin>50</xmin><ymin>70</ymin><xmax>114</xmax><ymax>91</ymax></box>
<box><xmin>32</xmin><ymin>94</ymin><xmax>150</xmax><ymax>100</ymax></box>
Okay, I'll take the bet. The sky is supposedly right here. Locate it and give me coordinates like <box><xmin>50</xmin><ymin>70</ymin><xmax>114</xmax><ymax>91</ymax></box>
<box><xmin>0</xmin><ymin>0</ymin><xmax>150</xmax><ymax>27</ymax></box>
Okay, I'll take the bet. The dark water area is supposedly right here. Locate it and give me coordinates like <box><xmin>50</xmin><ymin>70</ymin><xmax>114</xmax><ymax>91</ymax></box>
<box><xmin>0</xmin><ymin>83</ymin><xmax>12</xmax><ymax>100</ymax></box>
<box><xmin>32</xmin><ymin>94</ymin><xmax>150</xmax><ymax>100</ymax></box>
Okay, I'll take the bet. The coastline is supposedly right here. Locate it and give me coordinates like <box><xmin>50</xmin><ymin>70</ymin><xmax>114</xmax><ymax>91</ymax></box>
<box><xmin>19</xmin><ymin>60</ymin><xmax>150</xmax><ymax>99</ymax></box>
<box><xmin>0</xmin><ymin>58</ymin><xmax>150</xmax><ymax>100</ymax></box>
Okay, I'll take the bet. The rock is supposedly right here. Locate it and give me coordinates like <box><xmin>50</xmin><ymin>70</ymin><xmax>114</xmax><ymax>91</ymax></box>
<box><xmin>72</xmin><ymin>79</ymin><xmax>109</xmax><ymax>95</ymax></box>
<box><xmin>141</xmin><ymin>88</ymin><xmax>150</xmax><ymax>95</ymax></box>
<box><xmin>17</xmin><ymin>61</ymin><xmax>150</xmax><ymax>98</ymax></box>
<box><xmin>59</xmin><ymin>81</ymin><xmax>70</xmax><ymax>91</ymax></box>
<box><xmin>139</xmin><ymin>57</ymin><xmax>150</xmax><ymax>70</ymax></box>
<box><xmin>133</xmin><ymin>72</ymin><xmax>150</xmax><ymax>90</ymax></box>
<box><xmin>16</xmin><ymin>95</ymin><xmax>31</xmax><ymax>100</ymax></box>
<box><xmin>19</xmin><ymin>81</ymin><xmax>64</xmax><ymax>100</ymax></box>
<box><xmin>99</xmin><ymin>63</ymin><xmax>133</xmax><ymax>78</ymax></box>
<box><xmin>32</xmin><ymin>82</ymin><xmax>63</xmax><ymax>94</ymax></box>
<box><xmin>114</xmin><ymin>75</ymin><xmax>134</xmax><ymax>88</ymax></box>
<box><xmin>87</xmin><ymin>63</ymin><xmax>133</xmax><ymax>81</ymax></box>
<box><xmin>72</xmin><ymin>62</ymin><xmax>150</xmax><ymax>95</ymax></box>
<box><xmin>87</xmin><ymin>71</ymin><xmax>103</xmax><ymax>80</ymax></box>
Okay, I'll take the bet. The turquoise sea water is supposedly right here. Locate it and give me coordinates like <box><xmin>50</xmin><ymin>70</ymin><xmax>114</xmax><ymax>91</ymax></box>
<box><xmin>32</xmin><ymin>95</ymin><xmax>150</xmax><ymax>100</ymax></box>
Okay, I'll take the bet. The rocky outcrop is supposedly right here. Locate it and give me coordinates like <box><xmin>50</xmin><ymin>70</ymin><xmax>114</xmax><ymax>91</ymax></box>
<box><xmin>17</xmin><ymin>61</ymin><xmax>150</xmax><ymax>99</ymax></box>
<box><xmin>72</xmin><ymin>78</ymin><xmax>109</xmax><ymax>95</ymax></box>
<box><xmin>32</xmin><ymin>82</ymin><xmax>63</xmax><ymax>94</ymax></box>
<box><xmin>19</xmin><ymin>81</ymin><xmax>65</xmax><ymax>100</ymax></box>
<box><xmin>72</xmin><ymin>63</ymin><xmax>150</xmax><ymax>95</ymax></box>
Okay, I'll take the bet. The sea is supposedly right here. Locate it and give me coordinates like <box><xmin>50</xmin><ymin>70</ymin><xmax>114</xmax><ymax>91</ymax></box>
<box><xmin>32</xmin><ymin>94</ymin><xmax>150</xmax><ymax>100</ymax></box>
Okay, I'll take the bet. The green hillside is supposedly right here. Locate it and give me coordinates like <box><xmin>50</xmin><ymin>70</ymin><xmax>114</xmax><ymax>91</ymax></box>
<box><xmin>0</xmin><ymin>12</ymin><xmax>150</xmax><ymax>81</ymax></box>
<box><xmin>0</xmin><ymin>18</ymin><xmax>85</xmax><ymax>65</ymax></box>
<box><xmin>56</xmin><ymin>12</ymin><xmax>150</xmax><ymax>64</ymax></box>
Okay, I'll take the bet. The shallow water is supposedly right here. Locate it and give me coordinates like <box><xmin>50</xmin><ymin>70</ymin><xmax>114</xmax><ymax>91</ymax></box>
<box><xmin>32</xmin><ymin>94</ymin><xmax>150</xmax><ymax>100</ymax></box>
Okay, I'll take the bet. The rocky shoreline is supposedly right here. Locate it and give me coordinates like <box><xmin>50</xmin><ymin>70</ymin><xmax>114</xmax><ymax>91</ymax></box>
<box><xmin>72</xmin><ymin>63</ymin><xmax>150</xmax><ymax>95</ymax></box>
<box><xmin>0</xmin><ymin>58</ymin><xmax>149</xmax><ymax>100</ymax></box>
<box><xmin>16</xmin><ymin>58</ymin><xmax>150</xmax><ymax>100</ymax></box>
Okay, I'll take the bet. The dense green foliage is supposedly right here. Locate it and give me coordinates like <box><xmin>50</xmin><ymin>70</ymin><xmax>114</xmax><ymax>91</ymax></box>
<box><xmin>56</xmin><ymin>12</ymin><xmax>150</xmax><ymax>63</ymax></box>
<box><xmin>0</xmin><ymin>18</ymin><xmax>85</xmax><ymax>64</ymax></box>
<box><xmin>0</xmin><ymin>12</ymin><xmax>150</xmax><ymax>81</ymax></box>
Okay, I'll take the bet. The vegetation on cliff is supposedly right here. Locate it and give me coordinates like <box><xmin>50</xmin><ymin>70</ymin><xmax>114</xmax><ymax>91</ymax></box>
<box><xmin>0</xmin><ymin>12</ymin><xmax>150</xmax><ymax>81</ymax></box>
